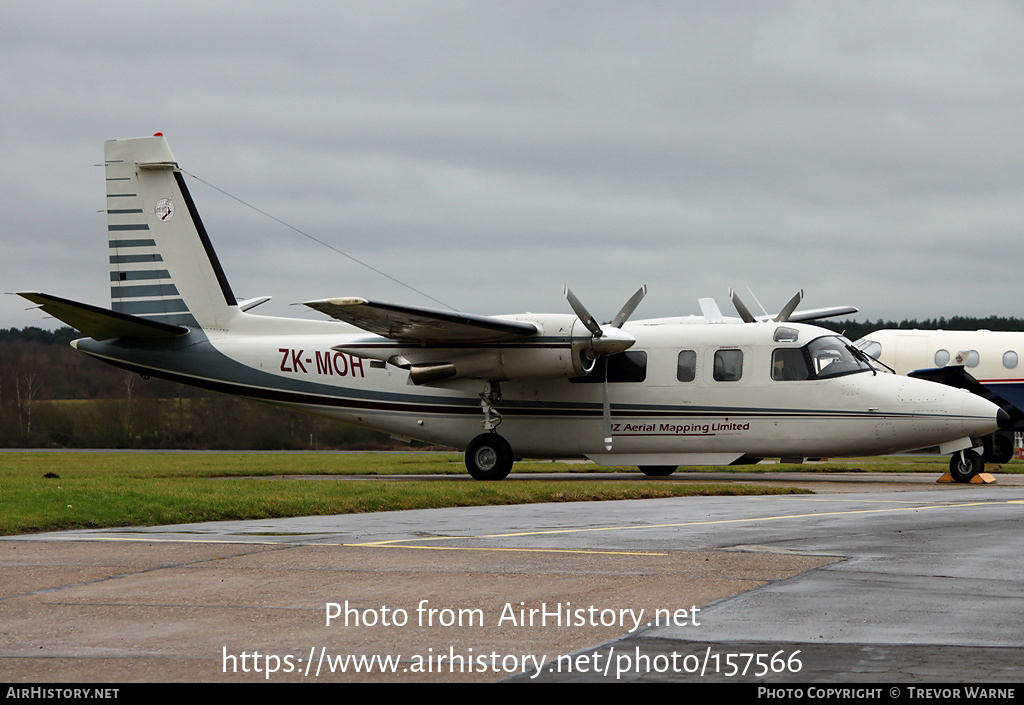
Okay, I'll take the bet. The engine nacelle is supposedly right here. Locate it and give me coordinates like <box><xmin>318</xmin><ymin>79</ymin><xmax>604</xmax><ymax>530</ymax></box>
<box><xmin>408</xmin><ymin>344</ymin><xmax>596</xmax><ymax>385</ymax></box>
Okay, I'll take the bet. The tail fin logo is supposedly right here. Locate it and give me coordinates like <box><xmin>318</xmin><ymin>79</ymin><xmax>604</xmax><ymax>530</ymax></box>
<box><xmin>154</xmin><ymin>197</ymin><xmax>174</xmax><ymax>222</ymax></box>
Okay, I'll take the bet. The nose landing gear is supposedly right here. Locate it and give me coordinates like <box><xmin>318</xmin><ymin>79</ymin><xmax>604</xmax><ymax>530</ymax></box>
<box><xmin>948</xmin><ymin>449</ymin><xmax>983</xmax><ymax>483</ymax></box>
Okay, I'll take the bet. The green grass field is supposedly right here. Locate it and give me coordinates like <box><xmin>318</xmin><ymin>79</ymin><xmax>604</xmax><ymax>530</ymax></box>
<box><xmin>1</xmin><ymin>452</ymin><xmax>1017</xmax><ymax>536</ymax></box>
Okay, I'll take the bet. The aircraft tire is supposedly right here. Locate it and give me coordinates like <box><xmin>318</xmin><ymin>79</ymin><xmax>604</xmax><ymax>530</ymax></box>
<box><xmin>639</xmin><ymin>465</ymin><xmax>677</xmax><ymax>476</ymax></box>
<box><xmin>983</xmin><ymin>431</ymin><xmax>1014</xmax><ymax>464</ymax></box>
<box><xmin>465</xmin><ymin>433</ymin><xmax>514</xmax><ymax>480</ymax></box>
<box><xmin>949</xmin><ymin>449</ymin><xmax>983</xmax><ymax>483</ymax></box>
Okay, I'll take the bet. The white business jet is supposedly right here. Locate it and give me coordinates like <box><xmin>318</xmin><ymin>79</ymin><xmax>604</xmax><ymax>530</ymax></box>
<box><xmin>18</xmin><ymin>135</ymin><xmax>1007</xmax><ymax>481</ymax></box>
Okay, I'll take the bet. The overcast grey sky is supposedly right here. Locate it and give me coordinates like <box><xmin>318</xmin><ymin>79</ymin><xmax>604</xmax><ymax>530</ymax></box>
<box><xmin>3</xmin><ymin>1</ymin><xmax>1022</xmax><ymax>331</ymax></box>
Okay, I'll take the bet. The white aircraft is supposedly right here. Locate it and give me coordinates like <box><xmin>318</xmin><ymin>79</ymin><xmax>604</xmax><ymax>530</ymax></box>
<box><xmin>855</xmin><ymin>328</ymin><xmax>1024</xmax><ymax>469</ymax></box>
<box><xmin>18</xmin><ymin>134</ymin><xmax>1008</xmax><ymax>481</ymax></box>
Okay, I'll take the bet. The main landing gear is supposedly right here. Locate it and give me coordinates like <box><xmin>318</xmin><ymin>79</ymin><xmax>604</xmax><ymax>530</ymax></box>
<box><xmin>982</xmin><ymin>430</ymin><xmax>1015</xmax><ymax>465</ymax></box>
<box><xmin>465</xmin><ymin>381</ymin><xmax>514</xmax><ymax>481</ymax></box>
<box><xmin>465</xmin><ymin>433</ymin><xmax>514</xmax><ymax>480</ymax></box>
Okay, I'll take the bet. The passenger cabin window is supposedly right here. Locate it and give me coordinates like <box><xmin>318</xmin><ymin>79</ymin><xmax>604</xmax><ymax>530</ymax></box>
<box><xmin>677</xmin><ymin>350</ymin><xmax>696</xmax><ymax>382</ymax></box>
<box><xmin>569</xmin><ymin>351</ymin><xmax>647</xmax><ymax>384</ymax></box>
<box><xmin>713</xmin><ymin>349</ymin><xmax>743</xmax><ymax>381</ymax></box>
<box><xmin>935</xmin><ymin>349</ymin><xmax>950</xmax><ymax>366</ymax></box>
<box><xmin>963</xmin><ymin>350</ymin><xmax>979</xmax><ymax>368</ymax></box>
<box><xmin>772</xmin><ymin>336</ymin><xmax>873</xmax><ymax>381</ymax></box>
<box><xmin>1004</xmin><ymin>351</ymin><xmax>1018</xmax><ymax>369</ymax></box>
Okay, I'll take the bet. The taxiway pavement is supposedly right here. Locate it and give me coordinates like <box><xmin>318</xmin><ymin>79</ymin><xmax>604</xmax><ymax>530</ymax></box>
<box><xmin>2</xmin><ymin>474</ymin><xmax>1022</xmax><ymax>683</ymax></box>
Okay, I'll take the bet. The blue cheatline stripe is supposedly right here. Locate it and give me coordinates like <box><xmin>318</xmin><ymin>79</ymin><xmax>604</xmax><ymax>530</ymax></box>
<box><xmin>77</xmin><ymin>337</ymin><xmax>971</xmax><ymax>423</ymax></box>
<box><xmin>110</xmin><ymin>284</ymin><xmax>180</xmax><ymax>298</ymax></box>
<box><xmin>108</xmin><ymin>224</ymin><xmax>150</xmax><ymax>231</ymax></box>
<box><xmin>106</xmin><ymin>193</ymin><xmax>137</xmax><ymax>197</ymax></box>
<box><xmin>110</xmin><ymin>270</ymin><xmax>172</xmax><ymax>282</ymax></box>
<box><xmin>112</xmin><ymin>299</ymin><xmax>190</xmax><ymax>314</ymax></box>
<box><xmin>110</xmin><ymin>254</ymin><xmax>164</xmax><ymax>264</ymax></box>
<box><xmin>84</xmin><ymin>348</ymin><xmax>950</xmax><ymax>422</ymax></box>
<box><xmin>109</xmin><ymin>239</ymin><xmax>156</xmax><ymax>248</ymax></box>
<box><xmin>107</xmin><ymin>209</ymin><xmax>144</xmax><ymax>214</ymax></box>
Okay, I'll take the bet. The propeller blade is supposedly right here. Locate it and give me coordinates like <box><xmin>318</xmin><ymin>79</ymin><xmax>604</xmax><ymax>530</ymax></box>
<box><xmin>746</xmin><ymin>286</ymin><xmax>770</xmax><ymax>318</ymax></box>
<box><xmin>603</xmin><ymin>359</ymin><xmax>613</xmax><ymax>451</ymax></box>
<box><xmin>609</xmin><ymin>285</ymin><xmax>648</xmax><ymax>329</ymax></box>
<box><xmin>729</xmin><ymin>288</ymin><xmax>756</xmax><ymax>323</ymax></box>
<box><xmin>775</xmin><ymin>289</ymin><xmax>805</xmax><ymax>322</ymax></box>
<box><xmin>564</xmin><ymin>286</ymin><xmax>603</xmax><ymax>337</ymax></box>
<box><xmin>787</xmin><ymin>305</ymin><xmax>859</xmax><ymax>323</ymax></box>
<box><xmin>563</xmin><ymin>285</ymin><xmax>645</xmax><ymax>452</ymax></box>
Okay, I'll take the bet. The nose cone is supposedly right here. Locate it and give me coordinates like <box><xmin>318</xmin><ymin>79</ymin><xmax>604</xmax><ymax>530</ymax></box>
<box><xmin>959</xmin><ymin>391</ymin><xmax>1005</xmax><ymax>437</ymax></box>
<box><xmin>590</xmin><ymin>326</ymin><xmax>636</xmax><ymax>356</ymax></box>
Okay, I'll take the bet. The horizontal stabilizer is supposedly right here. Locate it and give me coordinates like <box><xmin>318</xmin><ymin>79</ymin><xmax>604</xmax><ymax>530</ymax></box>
<box><xmin>18</xmin><ymin>292</ymin><xmax>189</xmax><ymax>340</ymax></box>
<box><xmin>303</xmin><ymin>298</ymin><xmax>538</xmax><ymax>344</ymax></box>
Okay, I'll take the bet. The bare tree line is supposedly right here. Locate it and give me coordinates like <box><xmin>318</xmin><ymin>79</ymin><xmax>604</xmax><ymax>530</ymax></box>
<box><xmin>0</xmin><ymin>327</ymin><xmax>398</xmax><ymax>449</ymax></box>
<box><xmin>6</xmin><ymin>319</ymin><xmax>1024</xmax><ymax>449</ymax></box>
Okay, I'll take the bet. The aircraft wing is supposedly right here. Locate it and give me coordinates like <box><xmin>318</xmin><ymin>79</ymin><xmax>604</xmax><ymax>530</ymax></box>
<box><xmin>303</xmin><ymin>297</ymin><xmax>539</xmax><ymax>344</ymax></box>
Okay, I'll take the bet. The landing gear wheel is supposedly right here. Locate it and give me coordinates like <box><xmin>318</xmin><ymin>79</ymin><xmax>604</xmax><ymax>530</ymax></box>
<box><xmin>639</xmin><ymin>465</ymin><xmax>677</xmax><ymax>477</ymax></box>
<box><xmin>983</xmin><ymin>432</ymin><xmax>1014</xmax><ymax>464</ymax></box>
<box><xmin>465</xmin><ymin>433</ymin><xmax>513</xmax><ymax>481</ymax></box>
<box><xmin>949</xmin><ymin>449</ymin><xmax>983</xmax><ymax>483</ymax></box>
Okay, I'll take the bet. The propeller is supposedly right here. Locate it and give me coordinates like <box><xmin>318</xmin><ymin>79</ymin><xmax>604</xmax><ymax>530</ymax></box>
<box><xmin>729</xmin><ymin>288</ymin><xmax>858</xmax><ymax>324</ymax></box>
<box><xmin>564</xmin><ymin>285</ymin><xmax>647</xmax><ymax>451</ymax></box>
<box><xmin>775</xmin><ymin>290</ymin><xmax>804</xmax><ymax>322</ymax></box>
<box><xmin>729</xmin><ymin>288</ymin><xmax>756</xmax><ymax>323</ymax></box>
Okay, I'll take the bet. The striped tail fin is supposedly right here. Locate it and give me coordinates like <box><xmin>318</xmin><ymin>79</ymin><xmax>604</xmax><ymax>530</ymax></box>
<box><xmin>105</xmin><ymin>134</ymin><xmax>237</xmax><ymax>330</ymax></box>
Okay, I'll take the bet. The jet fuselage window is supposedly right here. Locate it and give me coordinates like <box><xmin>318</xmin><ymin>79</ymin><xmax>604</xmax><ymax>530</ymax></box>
<box><xmin>935</xmin><ymin>349</ymin><xmax>950</xmax><ymax>366</ymax></box>
<box><xmin>964</xmin><ymin>350</ymin><xmax>979</xmax><ymax>368</ymax></box>
<box><xmin>569</xmin><ymin>351</ymin><xmax>648</xmax><ymax>384</ymax></box>
<box><xmin>677</xmin><ymin>350</ymin><xmax>697</xmax><ymax>382</ymax></box>
<box><xmin>1004</xmin><ymin>351</ymin><xmax>1019</xmax><ymax>369</ymax></box>
<box><xmin>854</xmin><ymin>339</ymin><xmax>882</xmax><ymax>360</ymax></box>
<box><xmin>713</xmin><ymin>349</ymin><xmax>743</xmax><ymax>382</ymax></box>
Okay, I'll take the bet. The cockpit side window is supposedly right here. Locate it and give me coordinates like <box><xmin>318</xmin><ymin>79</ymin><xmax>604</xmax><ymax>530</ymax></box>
<box><xmin>806</xmin><ymin>336</ymin><xmax>872</xmax><ymax>379</ymax></box>
<box><xmin>772</xmin><ymin>348</ymin><xmax>810</xmax><ymax>380</ymax></box>
<box><xmin>774</xmin><ymin>336</ymin><xmax>872</xmax><ymax>381</ymax></box>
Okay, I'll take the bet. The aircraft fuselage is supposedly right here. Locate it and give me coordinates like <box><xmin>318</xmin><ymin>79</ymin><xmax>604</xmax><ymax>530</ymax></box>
<box><xmin>74</xmin><ymin>312</ymin><xmax>1000</xmax><ymax>466</ymax></box>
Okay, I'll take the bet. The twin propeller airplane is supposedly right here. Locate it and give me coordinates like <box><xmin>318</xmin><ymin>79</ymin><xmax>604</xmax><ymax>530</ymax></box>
<box><xmin>19</xmin><ymin>135</ymin><xmax>1007</xmax><ymax>481</ymax></box>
